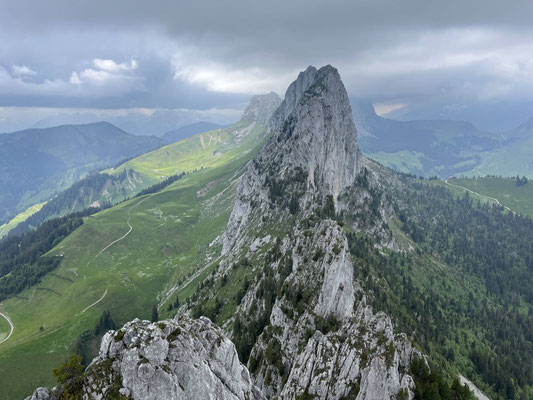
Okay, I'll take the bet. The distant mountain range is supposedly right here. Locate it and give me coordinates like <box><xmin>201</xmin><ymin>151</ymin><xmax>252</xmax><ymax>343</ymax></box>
<box><xmin>0</xmin><ymin>122</ymin><xmax>164</xmax><ymax>223</ymax></box>
<box><xmin>384</xmin><ymin>99</ymin><xmax>533</xmax><ymax>132</ymax></box>
<box><xmin>26</xmin><ymin>109</ymin><xmax>239</xmax><ymax>137</ymax></box>
<box><xmin>162</xmin><ymin>121</ymin><xmax>228</xmax><ymax>144</ymax></box>
<box><xmin>352</xmin><ymin>99</ymin><xmax>533</xmax><ymax>178</ymax></box>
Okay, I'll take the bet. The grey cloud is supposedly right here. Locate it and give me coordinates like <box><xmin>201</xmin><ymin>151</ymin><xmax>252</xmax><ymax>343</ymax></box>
<box><xmin>0</xmin><ymin>0</ymin><xmax>532</xmax><ymax>120</ymax></box>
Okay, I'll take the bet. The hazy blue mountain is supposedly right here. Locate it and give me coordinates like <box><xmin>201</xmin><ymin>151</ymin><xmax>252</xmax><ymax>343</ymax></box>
<box><xmin>162</xmin><ymin>121</ymin><xmax>228</xmax><ymax>143</ymax></box>
<box><xmin>384</xmin><ymin>99</ymin><xmax>533</xmax><ymax>132</ymax></box>
<box><xmin>353</xmin><ymin>99</ymin><xmax>533</xmax><ymax>178</ymax></box>
<box><xmin>0</xmin><ymin>121</ymin><xmax>164</xmax><ymax>221</ymax></box>
<box><xmin>29</xmin><ymin>109</ymin><xmax>239</xmax><ymax>137</ymax></box>
<box><xmin>352</xmin><ymin>99</ymin><xmax>500</xmax><ymax>177</ymax></box>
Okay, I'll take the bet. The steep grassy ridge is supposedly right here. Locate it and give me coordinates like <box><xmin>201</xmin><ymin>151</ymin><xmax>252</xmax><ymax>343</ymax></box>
<box><xmin>0</xmin><ymin>122</ymin><xmax>267</xmax><ymax>399</ymax></box>
<box><xmin>0</xmin><ymin>202</ymin><xmax>46</xmax><ymax>238</ymax></box>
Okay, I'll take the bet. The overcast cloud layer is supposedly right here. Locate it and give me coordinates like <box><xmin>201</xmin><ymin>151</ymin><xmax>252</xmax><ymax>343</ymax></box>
<box><xmin>1</xmin><ymin>0</ymin><xmax>533</xmax><ymax>132</ymax></box>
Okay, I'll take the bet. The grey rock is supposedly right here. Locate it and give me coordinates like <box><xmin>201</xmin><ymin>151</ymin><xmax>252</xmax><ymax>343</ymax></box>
<box><xmin>24</xmin><ymin>387</ymin><xmax>57</xmax><ymax>400</ymax></box>
<box><xmin>217</xmin><ymin>65</ymin><xmax>419</xmax><ymax>399</ymax></box>
<box><xmin>89</xmin><ymin>317</ymin><xmax>263</xmax><ymax>400</ymax></box>
<box><xmin>242</xmin><ymin>92</ymin><xmax>282</xmax><ymax>125</ymax></box>
<box><xmin>222</xmin><ymin>65</ymin><xmax>361</xmax><ymax>254</ymax></box>
<box><xmin>268</xmin><ymin>65</ymin><xmax>318</xmax><ymax>130</ymax></box>
<box><xmin>30</xmin><ymin>317</ymin><xmax>264</xmax><ymax>400</ymax></box>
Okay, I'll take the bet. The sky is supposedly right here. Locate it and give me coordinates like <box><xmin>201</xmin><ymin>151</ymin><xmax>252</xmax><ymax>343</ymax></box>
<box><xmin>1</xmin><ymin>0</ymin><xmax>533</xmax><ymax>132</ymax></box>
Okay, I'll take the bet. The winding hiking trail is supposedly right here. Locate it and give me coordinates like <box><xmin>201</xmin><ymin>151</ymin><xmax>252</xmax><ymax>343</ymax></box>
<box><xmin>445</xmin><ymin>180</ymin><xmax>516</xmax><ymax>214</ymax></box>
<box><xmin>0</xmin><ymin>311</ymin><xmax>14</xmax><ymax>345</ymax></box>
<box><xmin>82</xmin><ymin>288</ymin><xmax>108</xmax><ymax>314</ymax></box>
<box><xmin>88</xmin><ymin>197</ymin><xmax>147</xmax><ymax>266</ymax></box>
<box><xmin>82</xmin><ymin>198</ymin><xmax>148</xmax><ymax>313</ymax></box>
<box><xmin>92</xmin><ymin>222</ymin><xmax>133</xmax><ymax>260</ymax></box>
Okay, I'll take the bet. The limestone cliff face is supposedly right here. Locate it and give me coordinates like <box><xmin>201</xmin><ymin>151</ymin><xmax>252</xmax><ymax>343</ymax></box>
<box><xmin>223</xmin><ymin>65</ymin><xmax>361</xmax><ymax>254</ymax></box>
<box><xmin>27</xmin><ymin>65</ymin><xmax>419</xmax><ymax>400</ymax></box>
<box><xmin>242</xmin><ymin>92</ymin><xmax>282</xmax><ymax>126</ymax></box>
<box><xmin>26</xmin><ymin>317</ymin><xmax>264</xmax><ymax>400</ymax></box>
<box><xmin>234</xmin><ymin>219</ymin><xmax>418</xmax><ymax>399</ymax></box>
<box><xmin>215</xmin><ymin>66</ymin><xmax>418</xmax><ymax>399</ymax></box>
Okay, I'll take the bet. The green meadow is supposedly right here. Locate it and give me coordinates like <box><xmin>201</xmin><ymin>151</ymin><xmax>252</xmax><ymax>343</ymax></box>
<box><xmin>0</xmin><ymin>202</ymin><xmax>46</xmax><ymax>238</ymax></box>
<box><xmin>0</xmin><ymin>122</ymin><xmax>265</xmax><ymax>399</ymax></box>
<box><xmin>428</xmin><ymin>176</ymin><xmax>533</xmax><ymax>218</ymax></box>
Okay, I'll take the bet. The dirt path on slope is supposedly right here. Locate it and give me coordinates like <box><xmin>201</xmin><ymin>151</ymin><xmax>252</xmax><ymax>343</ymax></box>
<box><xmin>445</xmin><ymin>180</ymin><xmax>516</xmax><ymax>214</ymax></box>
<box><xmin>83</xmin><ymin>197</ymin><xmax>147</xmax><ymax>313</ymax></box>
<box><xmin>88</xmin><ymin>197</ymin><xmax>148</xmax><ymax>266</ymax></box>
<box><xmin>81</xmin><ymin>288</ymin><xmax>108</xmax><ymax>314</ymax></box>
<box><xmin>0</xmin><ymin>311</ymin><xmax>14</xmax><ymax>345</ymax></box>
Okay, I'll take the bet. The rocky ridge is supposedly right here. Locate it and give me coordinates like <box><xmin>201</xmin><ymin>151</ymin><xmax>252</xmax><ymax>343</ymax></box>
<box><xmin>222</xmin><ymin>65</ymin><xmax>362</xmax><ymax>254</ymax></box>
<box><xmin>242</xmin><ymin>92</ymin><xmax>282</xmax><ymax>126</ymax></box>
<box><xmin>26</xmin><ymin>317</ymin><xmax>264</xmax><ymax>400</ymax></box>
<box><xmin>27</xmin><ymin>65</ymin><xmax>423</xmax><ymax>400</ymax></box>
<box><xmin>211</xmin><ymin>65</ymin><xmax>420</xmax><ymax>399</ymax></box>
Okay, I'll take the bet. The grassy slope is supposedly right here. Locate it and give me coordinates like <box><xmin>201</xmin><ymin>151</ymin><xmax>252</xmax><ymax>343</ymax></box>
<box><xmin>0</xmin><ymin>315</ymin><xmax>10</xmax><ymax>342</ymax></box>
<box><xmin>427</xmin><ymin>177</ymin><xmax>533</xmax><ymax>218</ymax></box>
<box><xmin>468</xmin><ymin>138</ymin><xmax>533</xmax><ymax>178</ymax></box>
<box><xmin>367</xmin><ymin>151</ymin><xmax>426</xmax><ymax>175</ymax></box>
<box><xmin>451</xmin><ymin>177</ymin><xmax>533</xmax><ymax>217</ymax></box>
<box><xmin>0</xmin><ymin>123</ymin><xmax>265</xmax><ymax>399</ymax></box>
<box><xmin>105</xmin><ymin>120</ymin><xmax>261</xmax><ymax>181</ymax></box>
<box><xmin>0</xmin><ymin>202</ymin><xmax>46</xmax><ymax>238</ymax></box>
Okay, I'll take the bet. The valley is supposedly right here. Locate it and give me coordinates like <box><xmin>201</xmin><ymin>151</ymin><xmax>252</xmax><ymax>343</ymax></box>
<box><xmin>0</xmin><ymin>96</ymin><xmax>275</xmax><ymax>399</ymax></box>
<box><xmin>354</xmin><ymin>100</ymin><xmax>533</xmax><ymax>179</ymax></box>
<box><xmin>1</xmin><ymin>67</ymin><xmax>531</xmax><ymax>400</ymax></box>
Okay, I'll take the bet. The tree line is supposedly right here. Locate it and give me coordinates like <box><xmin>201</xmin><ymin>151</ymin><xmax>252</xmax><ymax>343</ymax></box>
<box><xmin>0</xmin><ymin>205</ymin><xmax>106</xmax><ymax>301</ymax></box>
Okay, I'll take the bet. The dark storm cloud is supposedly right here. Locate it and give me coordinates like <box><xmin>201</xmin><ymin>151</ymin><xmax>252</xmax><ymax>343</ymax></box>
<box><xmin>1</xmin><ymin>0</ymin><xmax>533</xmax><ymax>112</ymax></box>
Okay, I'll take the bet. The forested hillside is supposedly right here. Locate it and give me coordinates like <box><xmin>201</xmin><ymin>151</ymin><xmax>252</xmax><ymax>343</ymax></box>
<box><xmin>353</xmin><ymin>171</ymin><xmax>533</xmax><ymax>399</ymax></box>
<box><xmin>0</xmin><ymin>121</ymin><xmax>164</xmax><ymax>222</ymax></box>
<box><xmin>353</xmin><ymin>99</ymin><xmax>533</xmax><ymax>179</ymax></box>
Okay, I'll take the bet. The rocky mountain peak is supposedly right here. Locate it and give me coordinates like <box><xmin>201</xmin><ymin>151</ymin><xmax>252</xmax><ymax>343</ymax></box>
<box><xmin>223</xmin><ymin>65</ymin><xmax>361</xmax><ymax>253</ymax></box>
<box><xmin>268</xmin><ymin>65</ymin><xmax>318</xmax><ymax>129</ymax></box>
<box><xmin>268</xmin><ymin>64</ymin><xmax>361</xmax><ymax>199</ymax></box>
<box><xmin>241</xmin><ymin>91</ymin><xmax>282</xmax><ymax>125</ymax></box>
<box><xmin>216</xmin><ymin>66</ymin><xmax>420</xmax><ymax>399</ymax></box>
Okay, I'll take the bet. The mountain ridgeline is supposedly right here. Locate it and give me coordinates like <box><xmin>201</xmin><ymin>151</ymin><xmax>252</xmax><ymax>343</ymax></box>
<box><xmin>22</xmin><ymin>66</ymin><xmax>532</xmax><ymax>400</ymax></box>
<box><xmin>162</xmin><ymin>121</ymin><xmax>228</xmax><ymax>144</ymax></box>
<box><xmin>353</xmin><ymin>99</ymin><xmax>533</xmax><ymax>179</ymax></box>
<box><xmin>0</xmin><ymin>122</ymin><xmax>164</xmax><ymax>223</ymax></box>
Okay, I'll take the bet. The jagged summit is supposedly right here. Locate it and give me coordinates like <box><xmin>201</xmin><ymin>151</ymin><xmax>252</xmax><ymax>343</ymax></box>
<box><xmin>223</xmin><ymin>64</ymin><xmax>361</xmax><ymax>253</ymax></box>
<box><xmin>241</xmin><ymin>91</ymin><xmax>282</xmax><ymax>125</ymax></box>
<box><xmin>267</xmin><ymin>64</ymin><xmax>361</xmax><ymax>198</ymax></box>
<box><xmin>268</xmin><ymin>65</ymin><xmax>318</xmax><ymax>129</ymax></box>
<box><xmin>217</xmin><ymin>66</ymin><xmax>419</xmax><ymax>399</ymax></box>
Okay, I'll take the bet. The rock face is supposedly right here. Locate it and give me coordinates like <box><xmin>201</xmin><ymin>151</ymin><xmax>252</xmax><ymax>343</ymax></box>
<box><xmin>27</xmin><ymin>65</ymin><xmax>420</xmax><ymax>400</ymax></box>
<box><xmin>223</xmin><ymin>65</ymin><xmax>361</xmax><ymax>254</ymax></box>
<box><xmin>242</xmin><ymin>92</ymin><xmax>282</xmax><ymax>125</ymax></box>
<box><xmin>26</xmin><ymin>317</ymin><xmax>264</xmax><ymax>400</ymax></box>
<box><xmin>213</xmin><ymin>65</ymin><xmax>419</xmax><ymax>399</ymax></box>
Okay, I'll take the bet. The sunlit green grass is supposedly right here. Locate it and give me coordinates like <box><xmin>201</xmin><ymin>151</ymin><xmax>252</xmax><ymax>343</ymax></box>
<box><xmin>451</xmin><ymin>177</ymin><xmax>533</xmax><ymax>217</ymax></box>
<box><xmin>0</xmin><ymin>201</ymin><xmax>46</xmax><ymax>238</ymax></box>
<box><xmin>0</xmin><ymin>122</ymin><xmax>266</xmax><ymax>399</ymax></box>
<box><xmin>367</xmin><ymin>150</ymin><xmax>425</xmax><ymax>175</ymax></box>
<box><xmin>427</xmin><ymin>177</ymin><xmax>533</xmax><ymax>218</ymax></box>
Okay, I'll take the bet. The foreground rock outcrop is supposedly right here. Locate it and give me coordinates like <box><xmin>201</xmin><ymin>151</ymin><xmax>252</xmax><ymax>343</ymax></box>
<box><xmin>26</xmin><ymin>317</ymin><xmax>264</xmax><ymax>400</ymax></box>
